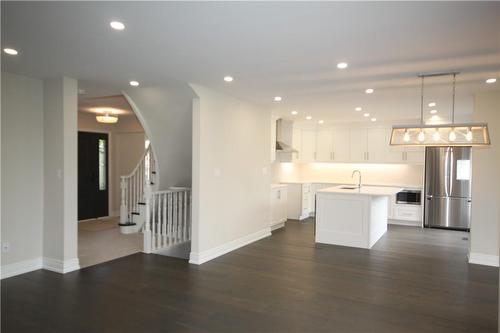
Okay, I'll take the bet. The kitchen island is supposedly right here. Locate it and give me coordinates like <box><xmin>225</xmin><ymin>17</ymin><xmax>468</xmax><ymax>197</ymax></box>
<box><xmin>315</xmin><ymin>186</ymin><xmax>401</xmax><ymax>249</ymax></box>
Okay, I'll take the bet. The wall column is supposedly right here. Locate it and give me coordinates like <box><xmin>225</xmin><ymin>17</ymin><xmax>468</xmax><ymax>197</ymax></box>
<box><xmin>43</xmin><ymin>77</ymin><xmax>79</xmax><ymax>273</ymax></box>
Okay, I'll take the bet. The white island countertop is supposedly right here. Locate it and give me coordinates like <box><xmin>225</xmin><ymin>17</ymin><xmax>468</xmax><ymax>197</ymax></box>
<box><xmin>317</xmin><ymin>185</ymin><xmax>402</xmax><ymax>196</ymax></box>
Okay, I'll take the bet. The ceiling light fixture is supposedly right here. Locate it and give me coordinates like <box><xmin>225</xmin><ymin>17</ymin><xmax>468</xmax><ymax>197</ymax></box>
<box><xmin>224</xmin><ymin>76</ymin><xmax>233</xmax><ymax>82</ymax></box>
<box><xmin>355</xmin><ymin>107</ymin><xmax>362</xmax><ymax>111</ymax></box>
<box><xmin>291</xmin><ymin>110</ymin><xmax>298</xmax><ymax>115</ymax></box>
<box><xmin>306</xmin><ymin>116</ymin><xmax>312</xmax><ymax>120</ymax></box>
<box><xmin>337</xmin><ymin>62</ymin><xmax>348</xmax><ymax>69</ymax></box>
<box><xmin>371</xmin><ymin>118</ymin><xmax>377</xmax><ymax>122</ymax></box>
<box><xmin>430</xmin><ymin>109</ymin><xmax>438</xmax><ymax>114</ymax></box>
<box><xmin>318</xmin><ymin>120</ymin><xmax>324</xmax><ymax>124</ymax></box>
<box><xmin>96</xmin><ymin>112</ymin><xmax>119</xmax><ymax>124</ymax></box>
<box><xmin>391</xmin><ymin>72</ymin><xmax>490</xmax><ymax>146</ymax></box>
<box><xmin>110</xmin><ymin>21</ymin><xmax>125</xmax><ymax>30</ymax></box>
<box><xmin>129</xmin><ymin>80</ymin><xmax>139</xmax><ymax>87</ymax></box>
<box><xmin>363</xmin><ymin>113</ymin><xmax>370</xmax><ymax>117</ymax></box>
<box><xmin>428</xmin><ymin>102</ymin><xmax>436</xmax><ymax>107</ymax></box>
<box><xmin>486</xmin><ymin>78</ymin><xmax>497</xmax><ymax>84</ymax></box>
<box><xmin>274</xmin><ymin>96</ymin><xmax>282</xmax><ymax>102</ymax></box>
<box><xmin>3</xmin><ymin>48</ymin><xmax>18</xmax><ymax>55</ymax></box>
<box><xmin>365</xmin><ymin>88</ymin><xmax>374</xmax><ymax>94</ymax></box>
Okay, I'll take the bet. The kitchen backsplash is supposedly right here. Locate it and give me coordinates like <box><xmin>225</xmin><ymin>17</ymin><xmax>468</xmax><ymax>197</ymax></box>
<box><xmin>272</xmin><ymin>162</ymin><xmax>424</xmax><ymax>187</ymax></box>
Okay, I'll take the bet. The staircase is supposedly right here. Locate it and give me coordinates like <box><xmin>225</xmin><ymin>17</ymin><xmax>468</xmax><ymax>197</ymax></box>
<box><xmin>119</xmin><ymin>145</ymin><xmax>192</xmax><ymax>254</ymax></box>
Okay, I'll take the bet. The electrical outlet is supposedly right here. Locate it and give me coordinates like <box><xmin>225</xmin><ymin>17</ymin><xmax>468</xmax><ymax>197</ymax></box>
<box><xmin>2</xmin><ymin>242</ymin><xmax>11</xmax><ymax>253</ymax></box>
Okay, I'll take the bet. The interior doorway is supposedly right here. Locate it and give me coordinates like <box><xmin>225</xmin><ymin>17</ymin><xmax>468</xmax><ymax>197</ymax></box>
<box><xmin>78</xmin><ymin>131</ymin><xmax>109</xmax><ymax>220</ymax></box>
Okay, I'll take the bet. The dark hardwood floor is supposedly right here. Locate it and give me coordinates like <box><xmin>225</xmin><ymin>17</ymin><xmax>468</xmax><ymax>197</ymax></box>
<box><xmin>2</xmin><ymin>220</ymin><xmax>498</xmax><ymax>332</ymax></box>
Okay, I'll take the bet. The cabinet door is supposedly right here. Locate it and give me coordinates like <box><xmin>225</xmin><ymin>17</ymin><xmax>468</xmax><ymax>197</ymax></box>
<box><xmin>316</xmin><ymin>129</ymin><xmax>334</xmax><ymax>162</ymax></box>
<box><xmin>405</xmin><ymin>147</ymin><xmax>425</xmax><ymax>164</ymax></box>
<box><xmin>300</xmin><ymin>129</ymin><xmax>316</xmax><ymax>162</ymax></box>
<box><xmin>367</xmin><ymin>128</ymin><xmax>387</xmax><ymax>162</ymax></box>
<box><xmin>332</xmin><ymin>128</ymin><xmax>350</xmax><ymax>162</ymax></box>
<box><xmin>385</xmin><ymin>128</ymin><xmax>405</xmax><ymax>163</ymax></box>
<box><xmin>349</xmin><ymin>128</ymin><xmax>367</xmax><ymax>162</ymax></box>
<box><xmin>292</xmin><ymin>125</ymin><xmax>301</xmax><ymax>162</ymax></box>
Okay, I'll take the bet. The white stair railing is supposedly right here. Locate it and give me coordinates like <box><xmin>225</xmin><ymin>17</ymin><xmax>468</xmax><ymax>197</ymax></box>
<box><xmin>143</xmin><ymin>187</ymin><xmax>191</xmax><ymax>253</ymax></box>
<box><xmin>120</xmin><ymin>145</ymin><xmax>156</xmax><ymax>226</ymax></box>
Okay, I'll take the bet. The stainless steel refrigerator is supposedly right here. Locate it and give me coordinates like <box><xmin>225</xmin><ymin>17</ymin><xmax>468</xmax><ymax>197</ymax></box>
<box><xmin>424</xmin><ymin>147</ymin><xmax>472</xmax><ymax>230</ymax></box>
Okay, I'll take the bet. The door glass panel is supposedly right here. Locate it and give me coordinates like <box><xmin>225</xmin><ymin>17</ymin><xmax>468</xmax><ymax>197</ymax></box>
<box><xmin>98</xmin><ymin>139</ymin><xmax>106</xmax><ymax>190</ymax></box>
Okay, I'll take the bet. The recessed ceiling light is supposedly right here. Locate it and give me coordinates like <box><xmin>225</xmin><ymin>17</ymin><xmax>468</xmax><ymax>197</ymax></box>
<box><xmin>363</xmin><ymin>113</ymin><xmax>370</xmax><ymax>117</ymax></box>
<box><xmin>129</xmin><ymin>80</ymin><xmax>139</xmax><ymax>87</ymax></box>
<box><xmin>291</xmin><ymin>110</ymin><xmax>298</xmax><ymax>115</ymax></box>
<box><xmin>365</xmin><ymin>88</ymin><xmax>374</xmax><ymax>94</ymax></box>
<box><xmin>337</xmin><ymin>62</ymin><xmax>348</xmax><ymax>69</ymax></box>
<box><xmin>110</xmin><ymin>21</ymin><xmax>125</xmax><ymax>31</ymax></box>
<box><xmin>306</xmin><ymin>116</ymin><xmax>312</xmax><ymax>120</ymax></box>
<box><xmin>371</xmin><ymin>118</ymin><xmax>377</xmax><ymax>122</ymax></box>
<box><xmin>428</xmin><ymin>102</ymin><xmax>436</xmax><ymax>107</ymax></box>
<box><xmin>224</xmin><ymin>76</ymin><xmax>233</xmax><ymax>82</ymax></box>
<box><xmin>318</xmin><ymin>120</ymin><xmax>324</xmax><ymax>124</ymax></box>
<box><xmin>486</xmin><ymin>78</ymin><xmax>497</xmax><ymax>84</ymax></box>
<box><xmin>3</xmin><ymin>48</ymin><xmax>18</xmax><ymax>55</ymax></box>
<box><xmin>355</xmin><ymin>107</ymin><xmax>362</xmax><ymax>111</ymax></box>
<box><xmin>274</xmin><ymin>96</ymin><xmax>282</xmax><ymax>102</ymax></box>
<box><xmin>430</xmin><ymin>109</ymin><xmax>438</xmax><ymax>114</ymax></box>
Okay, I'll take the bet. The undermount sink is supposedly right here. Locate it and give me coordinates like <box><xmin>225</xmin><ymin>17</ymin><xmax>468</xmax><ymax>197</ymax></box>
<box><xmin>337</xmin><ymin>185</ymin><xmax>360</xmax><ymax>190</ymax></box>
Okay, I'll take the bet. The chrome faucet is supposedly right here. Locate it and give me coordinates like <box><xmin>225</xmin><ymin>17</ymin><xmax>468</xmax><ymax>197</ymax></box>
<box><xmin>352</xmin><ymin>170</ymin><xmax>362</xmax><ymax>188</ymax></box>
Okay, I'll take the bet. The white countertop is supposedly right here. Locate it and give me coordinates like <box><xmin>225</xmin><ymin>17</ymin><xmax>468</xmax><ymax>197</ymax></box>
<box><xmin>317</xmin><ymin>185</ymin><xmax>402</xmax><ymax>196</ymax></box>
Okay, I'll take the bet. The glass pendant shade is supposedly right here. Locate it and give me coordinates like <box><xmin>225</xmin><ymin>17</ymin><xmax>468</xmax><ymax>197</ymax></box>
<box><xmin>96</xmin><ymin>114</ymin><xmax>118</xmax><ymax>124</ymax></box>
<box><xmin>390</xmin><ymin>123</ymin><xmax>490</xmax><ymax>146</ymax></box>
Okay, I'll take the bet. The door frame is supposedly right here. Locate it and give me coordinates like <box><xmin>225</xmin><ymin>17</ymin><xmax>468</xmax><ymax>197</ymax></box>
<box><xmin>77</xmin><ymin>129</ymin><xmax>114</xmax><ymax>221</ymax></box>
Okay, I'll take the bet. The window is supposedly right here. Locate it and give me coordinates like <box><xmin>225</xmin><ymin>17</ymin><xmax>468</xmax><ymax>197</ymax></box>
<box><xmin>98</xmin><ymin>139</ymin><xmax>107</xmax><ymax>190</ymax></box>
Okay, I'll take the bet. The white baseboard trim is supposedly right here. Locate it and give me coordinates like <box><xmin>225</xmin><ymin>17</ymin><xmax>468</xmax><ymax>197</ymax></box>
<box><xmin>1</xmin><ymin>257</ymin><xmax>43</xmax><ymax>279</ymax></box>
<box><xmin>271</xmin><ymin>222</ymin><xmax>285</xmax><ymax>231</ymax></box>
<box><xmin>189</xmin><ymin>227</ymin><xmax>271</xmax><ymax>265</ymax></box>
<box><xmin>43</xmin><ymin>257</ymin><xmax>81</xmax><ymax>273</ymax></box>
<box><xmin>468</xmin><ymin>252</ymin><xmax>499</xmax><ymax>267</ymax></box>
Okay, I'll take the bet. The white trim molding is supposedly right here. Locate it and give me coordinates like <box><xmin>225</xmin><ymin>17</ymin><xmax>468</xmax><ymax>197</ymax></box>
<box><xmin>1</xmin><ymin>257</ymin><xmax>43</xmax><ymax>279</ymax></box>
<box><xmin>189</xmin><ymin>227</ymin><xmax>271</xmax><ymax>265</ymax></box>
<box><xmin>43</xmin><ymin>257</ymin><xmax>81</xmax><ymax>273</ymax></box>
<box><xmin>468</xmin><ymin>252</ymin><xmax>499</xmax><ymax>267</ymax></box>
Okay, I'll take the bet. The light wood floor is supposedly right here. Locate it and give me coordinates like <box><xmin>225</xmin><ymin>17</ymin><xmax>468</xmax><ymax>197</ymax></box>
<box><xmin>2</xmin><ymin>220</ymin><xmax>498</xmax><ymax>332</ymax></box>
<box><xmin>78</xmin><ymin>217</ymin><xmax>142</xmax><ymax>268</ymax></box>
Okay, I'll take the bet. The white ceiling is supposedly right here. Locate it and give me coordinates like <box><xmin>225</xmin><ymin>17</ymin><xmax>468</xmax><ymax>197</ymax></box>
<box><xmin>2</xmin><ymin>2</ymin><xmax>500</xmax><ymax>125</ymax></box>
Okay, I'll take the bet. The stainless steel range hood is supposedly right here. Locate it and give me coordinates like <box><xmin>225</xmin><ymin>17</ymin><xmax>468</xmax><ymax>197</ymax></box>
<box><xmin>276</xmin><ymin>119</ymin><xmax>298</xmax><ymax>153</ymax></box>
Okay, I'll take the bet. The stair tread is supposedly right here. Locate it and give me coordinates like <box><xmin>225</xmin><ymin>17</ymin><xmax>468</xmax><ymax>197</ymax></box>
<box><xmin>138</xmin><ymin>202</ymin><xmax>146</xmax><ymax>205</ymax></box>
<box><xmin>131</xmin><ymin>212</ymin><xmax>140</xmax><ymax>215</ymax></box>
<box><xmin>118</xmin><ymin>222</ymin><xmax>137</xmax><ymax>226</ymax></box>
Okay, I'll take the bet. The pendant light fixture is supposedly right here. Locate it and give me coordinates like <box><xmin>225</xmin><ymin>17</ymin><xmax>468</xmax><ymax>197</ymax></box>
<box><xmin>390</xmin><ymin>72</ymin><xmax>490</xmax><ymax>147</ymax></box>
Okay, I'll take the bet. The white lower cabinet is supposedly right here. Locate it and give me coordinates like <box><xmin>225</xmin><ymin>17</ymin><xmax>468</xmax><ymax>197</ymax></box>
<box><xmin>271</xmin><ymin>186</ymin><xmax>288</xmax><ymax>230</ymax></box>
<box><xmin>286</xmin><ymin>183</ymin><xmax>313</xmax><ymax>220</ymax></box>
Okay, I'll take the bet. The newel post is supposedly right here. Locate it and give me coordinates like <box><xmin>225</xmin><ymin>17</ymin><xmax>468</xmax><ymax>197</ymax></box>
<box><xmin>143</xmin><ymin>184</ymin><xmax>152</xmax><ymax>254</ymax></box>
<box><xmin>120</xmin><ymin>177</ymin><xmax>128</xmax><ymax>224</ymax></box>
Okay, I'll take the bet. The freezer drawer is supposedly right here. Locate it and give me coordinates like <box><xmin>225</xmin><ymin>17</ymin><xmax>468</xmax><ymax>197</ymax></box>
<box><xmin>424</xmin><ymin>196</ymin><xmax>471</xmax><ymax>230</ymax></box>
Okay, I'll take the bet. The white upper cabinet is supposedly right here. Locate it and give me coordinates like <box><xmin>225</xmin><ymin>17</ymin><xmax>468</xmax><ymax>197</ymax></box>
<box><xmin>291</xmin><ymin>125</ymin><xmax>424</xmax><ymax>164</ymax></box>
<box><xmin>316</xmin><ymin>129</ymin><xmax>334</xmax><ymax>162</ymax></box>
<box><xmin>300</xmin><ymin>129</ymin><xmax>316</xmax><ymax>163</ymax></box>
<box><xmin>366</xmin><ymin>128</ymin><xmax>387</xmax><ymax>162</ymax></box>
<box><xmin>332</xmin><ymin>128</ymin><xmax>350</xmax><ymax>162</ymax></box>
<box><xmin>349</xmin><ymin>128</ymin><xmax>368</xmax><ymax>162</ymax></box>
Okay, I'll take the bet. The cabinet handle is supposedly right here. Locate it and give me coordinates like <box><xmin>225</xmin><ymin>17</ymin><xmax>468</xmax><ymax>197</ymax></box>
<box><xmin>277</xmin><ymin>190</ymin><xmax>281</xmax><ymax>200</ymax></box>
<box><xmin>314</xmin><ymin>152</ymin><xmax>317</xmax><ymax>160</ymax></box>
<box><xmin>332</xmin><ymin>152</ymin><xmax>335</xmax><ymax>160</ymax></box>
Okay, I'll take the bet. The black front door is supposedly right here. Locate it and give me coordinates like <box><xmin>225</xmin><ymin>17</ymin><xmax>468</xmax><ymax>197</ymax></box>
<box><xmin>78</xmin><ymin>131</ymin><xmax>109</xmax><ymax>220</ymax></box>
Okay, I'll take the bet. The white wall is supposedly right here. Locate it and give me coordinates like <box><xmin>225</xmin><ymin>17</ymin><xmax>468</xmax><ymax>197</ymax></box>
<box><xmin>123</xmin><ymin>80</ymin><xmax>194</xmax><ymax>189</ymax></box>
<box><xmin>273</xmin><ymin>162</ymin><xmax>424</xmax><ymax>188</ymax></box>
<box><xmin>190</xmin><ymin>84</ymin><xmax>272</xmax><ymax>264</ymax></box>
<box><xmin>469</xmin><ymin>90</ymin><xmax>500</xmax><ymax>267</ymax></box>
<box><xmin>1</xmin><ymin>72</ymin><xmax>44</xmax><ymax>270</ymax></box>
<box><xmin>78</xmin><ymin>112</ymin><xmax>145</xmax><ymax>216</ymax></box>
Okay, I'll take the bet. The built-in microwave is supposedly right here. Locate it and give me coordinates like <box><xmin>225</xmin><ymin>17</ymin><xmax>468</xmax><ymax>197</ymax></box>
<box><xmin>396</xmin><ymin>189</ymin><xmax>421</xmax><ymax>205</ymax></box>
